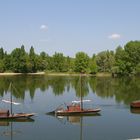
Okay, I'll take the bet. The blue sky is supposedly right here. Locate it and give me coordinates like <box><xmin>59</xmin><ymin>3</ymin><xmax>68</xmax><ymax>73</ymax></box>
<box><xmin>0</xmin><ymin>0</ymin><xmax>140</xmax><ymax>57</ymax></box>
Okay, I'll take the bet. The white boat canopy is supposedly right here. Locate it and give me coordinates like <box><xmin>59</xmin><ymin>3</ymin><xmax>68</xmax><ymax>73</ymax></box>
<box><xmin>72</xmin><ymin>100</ymin><xmax>91</xmax><ymax>103</ymax></box>
<box><xmin>2</xmin><ymin>99</ymin><xmax>21</xmax><ymax>105</ymax></box>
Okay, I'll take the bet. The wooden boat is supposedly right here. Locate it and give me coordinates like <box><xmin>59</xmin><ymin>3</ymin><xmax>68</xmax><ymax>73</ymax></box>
<box><xmin>0</xmin><ymin>83</ymin><xmax>35</xmax><ymax>119</ymax></box>
<box><xmin>48</xmin><ymin>74</ymin><xmax>101</xmax><ymax>116</ymax></box>
<box><xmin>0</xmin><ymin>110</ymin><xmax>35</xmax><ymax>119</ymax></box>
<box><xmin>48</xmin><ymin>104</ymin><xmax>101</xmax><ymax>116</ymax></box>
<box><xmin>130</xmin><ymin>100</ymin><xmax>140</xmax><ymax>108</ymax></box>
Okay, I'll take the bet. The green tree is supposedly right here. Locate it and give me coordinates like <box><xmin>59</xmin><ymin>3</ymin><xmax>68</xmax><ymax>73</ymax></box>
<box><xmin>96</xmin><ymin>51</ymin><xmax>107</xmax><ymax>72</ymax></box>
<box><xmin>96</xmin><ymin>50</ymin><xmax>115</xmax><ymax>72</ymax></box>
<box><xmin>0</xmin><ymin>47</ymin><xmax>4</xmax><ymax>59</ymax></box>
<box><xmin>115</xmin><ymin>42</ymin><xmax>139</xmax><ymax>75</ymax></box>
<box><xmin>62</xmin><ymin>56</ymin><xmax>74</xmax><ymax>72</ymax></box>
<box><xmin>10</xmin><ymin>46</ymin><xmax>27</xmax><ymax>73</ymax></box>
<box><xmin>0</xmin><ymin>59</ymin><xmax>4</xmax><ymax>72</ymax></box>
<box><xmin>20</xmin><ymin>45</ymin><xmax>28</xmax><ymax>72</ymax></box>
<box><xmin>39</xmin><ymin>52</ymin><xmax>49</xmax><ymax>71</ymax></box>
<box><xmin>135</xmin><ymin>63</ymin><xmax>140</xmax><ymax>75</ymax></box>
<box><xmin>0</xmin><ymin>47</ymin><xmax>5</xmax><ymax>72</ymax></box>
<box><xmin>124</xmin><ymin>41</ymin><xmax>140</xmax><ymax>74</ymax></box>
<box><xmin>125</xmin><ymin>41</ymin><xmax>140</xmax><ymax>65</ymax></box>
<box><xmin>39</xmin><ymin>52</ymin><xmax>47</xmax><ymax>71</ymax></box>
<box><xmin>3</xmin><ymin>53</ymin><xmax>12</xmax><ymax>71</ymax></box>
<box><xmin>29</xmin><ymin>46</ymin><xmax>37</xmax><ymax>72</ymax></box>
<box><xmin>114</xmin><ymin>46</ymin><xmax>127</xmax><ymax>75</ymax></box>
<box><xmin>52</xmin><ymin>52</ymin><xmax>65</xmax><ymax>72</ymax></box>
<box><xmin>74</xmin><ymin>52</ymin><xmax>89</xmax><ymax>73</ymax></box>
<box><xmin>89</xmin><ymin>54</ymin><xmax>97</xmax><ymax>74</ymax></box>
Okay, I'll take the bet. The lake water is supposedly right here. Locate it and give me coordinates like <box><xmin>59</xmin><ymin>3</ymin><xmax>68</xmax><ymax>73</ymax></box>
<box><xmin>0</xmin><ymin>75</ymin><xmax>140</xmax><ymax>140</ymax></box>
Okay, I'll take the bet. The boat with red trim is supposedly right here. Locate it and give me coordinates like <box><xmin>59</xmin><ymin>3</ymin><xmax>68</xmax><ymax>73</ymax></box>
<box><xmin>47</xmin><ymin>74</ymin><xmax>101</xmax><ymax>116</ymax></box>
<box><xmin>0</xmin><ymin>83</ymin><xmax>35</xmax><ymax>119</ymax></box>
<box><xmin>130</xmin><ymin>100</ymin><xmax>140</xmax><ymax>108</ymax></box>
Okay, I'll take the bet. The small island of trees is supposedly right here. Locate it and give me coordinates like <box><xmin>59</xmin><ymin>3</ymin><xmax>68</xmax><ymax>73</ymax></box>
<box><xmin>0</xmin><ymin>40</ymin><xmax>140</xmax><ymax>76</ymax></box>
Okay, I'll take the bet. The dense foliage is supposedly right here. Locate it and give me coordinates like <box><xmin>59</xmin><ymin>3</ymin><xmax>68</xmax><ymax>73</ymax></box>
<box><xmin>0</xmin><ymin>41</ymin><xmax>140</xmax><ymax>75</ymax></box>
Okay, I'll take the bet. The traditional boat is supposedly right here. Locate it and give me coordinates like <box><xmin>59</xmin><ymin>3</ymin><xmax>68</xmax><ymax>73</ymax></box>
<box><xmin>0</xmin><ymin>83</ymin><xmax>35</xmax><ymax>119</ymax></box>
<box><xmin>48</xmin><ymin>74</ymin><xmax>101</xmax><ymax>116</ymax></box>
<box><xmin>130</xmin><ymin>100</ymin><xmax>140</xmax><ymax>108</ymax></box>
<box><xmin>48</xmin><ymin>102</ymin><xmax>101</xmax><ymax>116</ymax></box>
<box><xmin>0</xmin><ymin>110</ymin><xmax>35</xmax><ymax>119</ymax></box>
<box><xmin>0</xmin><ymin>116</ymin><xmax>34</xmax><ymax>126</ymax></box>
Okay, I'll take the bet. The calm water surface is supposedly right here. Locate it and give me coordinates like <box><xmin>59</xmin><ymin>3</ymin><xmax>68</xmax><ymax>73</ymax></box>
<box><xmin>0</xmin><ymin>75</ymin><xmax>140</xmax><ymax>140</ymax></box>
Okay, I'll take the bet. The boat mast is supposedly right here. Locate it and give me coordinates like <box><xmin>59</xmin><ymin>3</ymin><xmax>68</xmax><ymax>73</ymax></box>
<box><xmin>80</xmin><ymin>73</ymin><xmax>83</xmax><ymax>110</ymax></box>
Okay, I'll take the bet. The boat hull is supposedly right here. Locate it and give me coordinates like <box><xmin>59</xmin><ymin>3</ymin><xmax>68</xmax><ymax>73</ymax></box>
<box><xmin>130</xmin><ymin>100</ymin><xmax>140</xmax><ymax>108</ymax></box>
<box><xmin>49</xmin><ymin>108</ymin><xmax>101</xmax><ymax>116</ymax></box>
<box><xmin>0</xmin><ymin>113</ymin><xmax>35</xmax><ymax>119</ymax></box>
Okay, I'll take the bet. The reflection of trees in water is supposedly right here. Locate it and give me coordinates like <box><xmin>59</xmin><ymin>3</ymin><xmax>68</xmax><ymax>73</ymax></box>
<box><xmin>95</xmin><ymin>77</ymin><xmax>115</xmax><ymax>98</ymax></box>
<box><xmin>88</xmin><ymin>77</ymin><xmax>97</xmax><ymax>93</ymax></box>
<box><xmin>0</xmin><ymin>75</ymin><xmax>90</xmax><ymax>100</ymax></box>
<box><xmin>93</xmin><ymin>77</ymin><xmax>140</xmax><ymax>105</ymax></box>
<box><xmin>49</xmin><ymin>76</ymin><xmax>70</xmax><ymax>95</ymax></box>
<box><xmin>116</xmin><ymin>77</ymin><xmax>140</xmax><ymax>104</ymax></box>
<box><xmin>0</xmin><ymin>77</ymin><xmax>9</xmax><ymax>97</ymax></box>
<box><xmin>1</xmin><ymin>75</ymin><xmax>140</xmax><ymax>105</ymax></box>
<box><xmin>71</xmin><ymin>76</ymin><xmax>89</xmax><ymax>98</ymax></box>
<box><xmin>0</xmin><ymin>75</ymin><xmax>71</xmax><ymax>100</ymax></box>
<box><xmin>0</xmin><ymin>75</ymin><xmax>50</xmax><ymax>100</ymax></box>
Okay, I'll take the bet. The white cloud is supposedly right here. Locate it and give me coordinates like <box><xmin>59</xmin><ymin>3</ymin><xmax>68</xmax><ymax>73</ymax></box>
<box><xmin>108</xmin><ymin>33</ymin><xmax>121</xmax><ymax>39</ymax></box>
<box><xmin>40</xmin><ymin>24</ymin><xmax>48</xmax><ymax>31</ymax></box>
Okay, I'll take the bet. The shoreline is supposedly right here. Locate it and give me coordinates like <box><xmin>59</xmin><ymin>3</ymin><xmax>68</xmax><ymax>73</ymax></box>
<box><xmin>0</xmin><ymin>72</ymin><xmax>112</xmax><ymax>77</ymax></box>
<box><xmin>0</xmin><ymin>72</ymin><xmax>92</xmax><ymax>76</ymax></box>
<box><xmin>0</xmin><ymin>72</ymin><xmax>45</xmax><ymax>76</ymax></box>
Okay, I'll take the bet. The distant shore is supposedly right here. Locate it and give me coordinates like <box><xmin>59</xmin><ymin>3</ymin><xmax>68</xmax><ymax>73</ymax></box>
<box><xmin>0</xmin><ymin>72</ymin><xmax>45</xmax><ymax>76</ymax></box>
<box><xmin>0</xmin><ymin>72</ymin><xmax>112</xmax><ymax>77</ymax></box>
<box><xmin>45</xmin><ymin>73</ymin><xmax>93</xmax><ymax>76</ymax></box>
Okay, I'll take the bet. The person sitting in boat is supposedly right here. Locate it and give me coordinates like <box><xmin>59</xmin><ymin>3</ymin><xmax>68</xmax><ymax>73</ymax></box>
<box><xmin>7</xmin><ymin>110</ymin><xmax>10</xmax><ymax>116</ymax></box>
<box><xmin>67</xmin><ymin>105</ymin><xmax>69</xmax><ymax>110</ymax></box>
<box><xmin>66</xmin><ymin>103</ymin><xmax>81</xmax><ymax>111</ymax></box>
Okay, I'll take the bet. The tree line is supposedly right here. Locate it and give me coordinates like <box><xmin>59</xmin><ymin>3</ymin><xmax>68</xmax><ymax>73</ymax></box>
<box><xmin>0</xmin><ymin>40</ymin><xmax>140</xmax><ymax>75</ymax></box>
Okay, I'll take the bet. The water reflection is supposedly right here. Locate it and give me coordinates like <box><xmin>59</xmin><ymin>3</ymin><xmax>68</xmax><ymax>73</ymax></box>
<box><xmin>0</xmin><ymin>75</ymin><xmax>140</xmax><ymax>105</ymax></box>
<box><xmin>60</xmin><ymin>116</ymin><xmax>88</xmax><ymax>140</ymax></box>
<box><xmin>1</xmin><ymin>75</ymin><xmax>140</xmax><ymax>140</ymax></box>
<box><xmin>130</xmin><ymin>108</ymin><xmax>140</xmax><ymax>114</ymax></box>
<box><xmin>0</xmin><ymin>118</ymin><xmax>34</xmax><ymax>127</ymax></box>
<box><xmin>71</xmin><ymin>76</ymin><xmax>89</xmax><ymax>97</ymax></box>
<box><xmin>89</xmin><ymin>77</ymin><xmax>140</xmax><ymax>105</ymax></box>
<box><xmin>48</xmin><ymin>114</ymin><xmax>100</xmax><ymax>140</ymax></box>
<box><xmin>0</xmin><ymin>118</ymin><xmax>34</xmax><ymax>140</ymax></box>
<box><xmin>0</xmin><ymin>121</ymin><xmax>9</xmax><ymax>126</ymax></box>
<box><xmin>0</xmin><ymin>118</ymin><xmax>35</xmax><ymax>124</ymax></box>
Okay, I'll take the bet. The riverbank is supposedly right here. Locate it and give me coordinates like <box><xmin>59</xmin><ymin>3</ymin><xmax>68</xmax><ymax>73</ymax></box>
<box><xmin>0</xmin><ymin>72</ymin><xmax>112</xmax><ymax>77</ymax></box>
<box><xmin>96</xmin><ymin>72</ymin><xmax>112</xmax><ymax>77</ymax></box>
<box><xmin>45</xmin><ymin>72</ymin><xmax>93</xmax><ymax>76</ymax></box>
<box><xmin>45</xmin><ymin>72</ymin><xmax>112</xmax><ymax>77</ymax></box>
<box><xmin>0</xmin><ymin>72</ymin><xmax>45</xmax><ymax>76</ymax></box>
